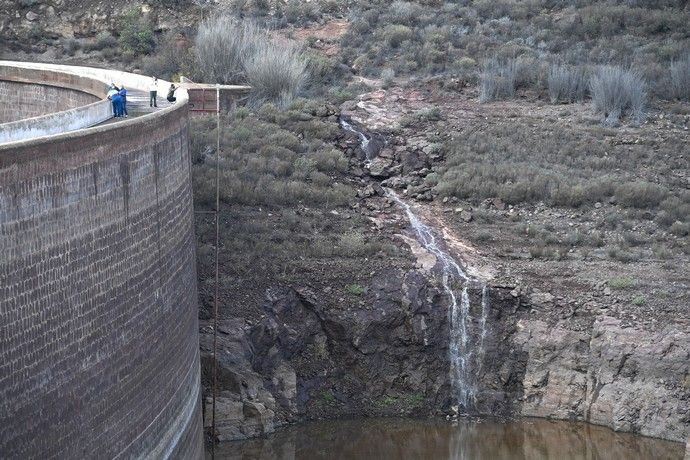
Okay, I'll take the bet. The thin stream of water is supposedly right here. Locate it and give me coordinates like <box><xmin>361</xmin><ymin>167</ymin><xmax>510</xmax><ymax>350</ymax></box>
<box><xmin>340</xmin><ymin>118</ymin><xmax>372</xmax><ymax>163</ymax></box>
<box><xmin>387</xmin><ymin>190</ymin><xmax>489</xmax><ymax>412</ymax></box>
<box><xmin>341</xmin><ymin>120</ymin><xmax>491</xmax><ymax>412</ymax></box>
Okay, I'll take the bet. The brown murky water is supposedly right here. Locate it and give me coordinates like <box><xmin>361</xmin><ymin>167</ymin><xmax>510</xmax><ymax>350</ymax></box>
<box><xmin>209</xmin><ymin>417</ymin><xmax>684</xmax><ymax>460</ymax></box>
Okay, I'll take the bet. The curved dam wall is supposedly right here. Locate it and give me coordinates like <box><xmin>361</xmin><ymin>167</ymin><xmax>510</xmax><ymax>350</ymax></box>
<box><xmin>0</xmin><ymin>64</ymin><xmax>114</xmax><ymax>144</ymax></box>
<box><xmin>0</xmin><ymin>63</ymin><xmax>203</xmax><ymax>458</ymax></box>
<box><xmin>0</xmin><ymin>80</ymin><xmax>99</xmax><ymax>124</ymax></box>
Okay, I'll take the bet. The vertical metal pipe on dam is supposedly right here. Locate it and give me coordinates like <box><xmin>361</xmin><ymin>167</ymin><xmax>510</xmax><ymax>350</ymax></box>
<box><xmin>0</xmin><ymin>63</ymin><xmax>203</xmax><ymax>458</ymax></box>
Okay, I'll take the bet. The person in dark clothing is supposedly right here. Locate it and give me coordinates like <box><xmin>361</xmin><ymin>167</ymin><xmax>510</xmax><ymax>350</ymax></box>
<box><xmin>167</xmin><ymin>83</ymin><xmax>177</xmax><ymax>103</ymax></box>
<box><xmin>111</xmin><ymin>92</ymin><xmax>123</xmax><ymax>117</ymax></box>
<box><xmin>119</xmin><ymin>86</ymin><xmax>128</xmax><ymax>117</ymax></box>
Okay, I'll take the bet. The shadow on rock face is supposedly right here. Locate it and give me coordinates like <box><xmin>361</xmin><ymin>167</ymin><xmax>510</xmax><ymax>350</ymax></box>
<box><xmin>201</xmin><ymin>274</ymin><xmax>533</xmax><ymax>443</ymax></box>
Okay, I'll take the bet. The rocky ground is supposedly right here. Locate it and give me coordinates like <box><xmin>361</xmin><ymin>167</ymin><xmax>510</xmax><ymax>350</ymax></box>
<box><xmin>342</xmin><ymin>80</ymin><xmax>689</xmax><ymax>330</ymax></box>
<box><xmin>194</xmin><ymin>81</ymin><xmax>689</xmax><ymax>446</ymax></box>
<box><xmin>337</xmin><ymin>80</ymin><xmax>690</xmax><ymax>443</ymax></box>
<box><xmin>0</xmin><ymin>0</ymin><xmax>195</xmax><ymax>50</ymax></box>
<box><xmin>4</xmin><ymin>0</ymin><xmax>689</xmax><ymax>452</ymax></box>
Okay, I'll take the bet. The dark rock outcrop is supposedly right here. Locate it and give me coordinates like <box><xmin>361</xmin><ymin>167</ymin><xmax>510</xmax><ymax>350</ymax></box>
<box><xmin>200</xmin><ymin>267</ymin><xmax>537</xmax><ymax>442</ymax></box>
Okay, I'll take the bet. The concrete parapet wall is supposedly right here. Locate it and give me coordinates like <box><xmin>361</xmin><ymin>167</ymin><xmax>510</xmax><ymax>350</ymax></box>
<box><xmin>0</xmin><ymin>64</ymin><xmax>115</xmax><ymax>143</ymax></box>
<box><xmin>0</xmin><ymin>80</ymin><xmax>100</xmax><ymax>124</ymax></box>
<box><xmin>0</xmin><ymin>63</ymin><xmax>203</xmax><ymax>458</ymax></box>
<box><xmin>0</xmin><ymin>91</ymin><xmax>112</xmax><ymax>144</ymax></box>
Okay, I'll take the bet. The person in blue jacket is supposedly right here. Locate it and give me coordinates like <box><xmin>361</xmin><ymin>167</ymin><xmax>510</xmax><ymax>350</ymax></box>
<box><xmin>119</xmin><ymin>86</ymin><xmax>128</xmax><ymax>117</ymax></box>
<box><xmin>111</xmin><ymin>91</ymin><xmax>123</xmax><ymax>117</ymax></box>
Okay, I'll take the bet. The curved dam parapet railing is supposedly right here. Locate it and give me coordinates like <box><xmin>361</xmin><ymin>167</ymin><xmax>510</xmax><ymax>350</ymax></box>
<box><xmin>0</xmin><ymin>62</ymin><xmax>203</xmax><ymax>459</ymax></box>
<box><xmin>0</xmin><ymin>62</ymin><xmax>116</xmax><ymax>143</ymax></box>
<box><xmin>0</xmin><ymin>61</ymin><xmax>184</xmax><ymax>144</ymax></box>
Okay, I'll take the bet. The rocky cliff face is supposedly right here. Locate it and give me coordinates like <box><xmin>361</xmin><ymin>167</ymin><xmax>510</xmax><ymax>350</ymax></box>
<box><xmin>198</xmin><ymin>115</ymin><xmax>689</xmax><ymax>446</ymax></box>
<box><xmin>201</xmin><ymin>261</ymin><xmax>690</xmax><ymax>445</ymax></box>
<box><xmin>200</xmin><ymin>266</ymin><xmax>535</xmax><ymax>442</ymax></box>
<box><xmin>0</xmin><ymin>0</ymin><xmax>193</xmax><ymax>52</ymax></box>
<box><xmin>517</xmin><ymin>314</ymin><xmax>690</xmax><ymax>442</ymax></box>
<box><xmin>200</xmin><ymin>269</ymin><xmax>453</xmax><ymax>442</ymax></box>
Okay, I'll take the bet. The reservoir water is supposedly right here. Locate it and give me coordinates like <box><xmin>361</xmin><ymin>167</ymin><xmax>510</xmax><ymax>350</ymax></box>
<box><xmin>210</xmin><ymin>417</ymin><xmax>684</xmax><ymax>460</ymax></box>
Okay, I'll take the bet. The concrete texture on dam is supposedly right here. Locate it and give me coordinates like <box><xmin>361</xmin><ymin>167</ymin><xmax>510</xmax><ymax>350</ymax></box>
<box><xmin>0</xmin><ymin>80</ymin><xmax>99</xmax><ymax>124</ymax></box>
<box><xmin>0</xmin><ymin>62</ymin><xmax>203</xmax><ymax>459</ymax></box>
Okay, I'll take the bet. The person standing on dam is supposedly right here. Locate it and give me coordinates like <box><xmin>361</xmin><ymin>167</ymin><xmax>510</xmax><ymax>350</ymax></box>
<box><xmin>107</xmin><ymin>83</ymin><xmax>119</xmax><ymax>116</ymax></box>
<box><xmin>119</xmin><ymin>85</ymin><xmax>129</xmax><ymax>117</ymax></box>
<box><xmin>149</xmin><ymin>76</ymin><xmax>158</xmax><ymax>107</ymax></box>
<box><xmin>112</xmin><ymin>91</ymin><xmax>123</xmax><ymax>117</ymax></box>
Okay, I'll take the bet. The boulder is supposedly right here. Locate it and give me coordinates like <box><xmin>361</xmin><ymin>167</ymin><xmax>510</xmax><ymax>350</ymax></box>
<box><xmin>401</xmin><ymin>150</ymin><xmax>429</xmax><ymax>174</ymax></box>
<box><xmin>529</xmin><ymin>290</ymin><xmax>555</xmax><ymax>307</ymax></box>
<box><xmin>204</xmin><ymin>396</ymin><xmax>275</xmax><ymax>442</ymax></box>
<box><xmin>367</xmin><ymin>157</ymin><xmax>393</xmax><ymax>178</ymax></box>
<box><xmin>492</xmin><ymin>197</ymin><xmax>506</xmax><ymax>210</ymax></box>
<box><xmin>381</xmin><ymin>177</ymin><xmax>409</xmax><ymax>189</ymax></box>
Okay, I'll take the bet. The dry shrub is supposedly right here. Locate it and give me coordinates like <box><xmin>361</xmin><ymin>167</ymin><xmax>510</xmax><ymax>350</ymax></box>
<box><xmin>195</xmin><ymin>16</ymin><xmax>307</xmax><ymax>106</ymax></box>
<box><xmin>590</xmin><ymin>65</ymin><xmax>647</xmax><ymax>124</ymax></box>
<box><xmin>548</xmin><ymin>64</ymin><xmax>588</xmax><ymax>103</ymax></box>
<box><xmin>246</xmin><ymin>41</ymin><xmax>307</xmax><ymax>107</ymax></box>
<box><xmin>195</xmin><ymin>17</ymin><xmax>263</xmax><ymax>84</ymax></box>
<box><xmin>479</xmin><ymin>59</ymin><xmax>516</xmax><ymax>103</ymax></box>
<box><xmin>615</xmin><ymin>181</ymin><xmax>668</xmax><ymax>208</ymax></box>
<box><xmin>669</xmin><ymin>55</ymin><xmax>690</xmax><ymax>101</ymax></box>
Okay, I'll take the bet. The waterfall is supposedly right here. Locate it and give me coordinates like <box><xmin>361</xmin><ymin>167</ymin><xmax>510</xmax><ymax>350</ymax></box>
<box><xmin>387</xmin><ymin>191</ymin><xmax>490</xmax><ymax>414</ymax></box>
<box><xmin>340</xmin><ymin>118</ymin><xmax>373</xmax><ymax>163</ymax></box>
<box><xmin>476</xmin><ymin>285</ymin><xmax>490</xmax><ymax>377</ymax></box>
<box><xmin>337</xmin><ymin>119</ymin><xmax>490</xmax><ymax>413</ymax></box>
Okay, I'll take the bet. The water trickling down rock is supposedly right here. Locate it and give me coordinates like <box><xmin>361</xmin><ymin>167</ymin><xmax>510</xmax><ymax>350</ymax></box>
<box><xmin>387</xmin><ymin>190</ymin><xmax>490</xmax><ymax>413</ymax></box>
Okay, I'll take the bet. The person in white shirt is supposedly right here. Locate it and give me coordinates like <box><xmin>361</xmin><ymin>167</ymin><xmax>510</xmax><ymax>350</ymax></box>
<box><xmin>149</xmin><ymin>77</ymin><xmax>158</xmax><ymax>108</ymax></box>
<box><xmin>106</xmin><ymin>83</ymin><xmax>119</xmax><ymax>117</ymax></box>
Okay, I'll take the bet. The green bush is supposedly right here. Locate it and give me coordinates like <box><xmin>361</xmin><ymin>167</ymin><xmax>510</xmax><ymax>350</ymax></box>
<box><xmin>382</xmin><ymin>25</ymin><xmax>414</xmax><ymax>48</ymax></box>
<box><xmin>118</xmin><ymin>9</ymin><xmax>156</xmax><ymax>55</ymax></box>
<box><xmin>615</xmin><ymin>181</ymin><xmax>667</xmax><ymax>208</ymax></box>
<box><xmin>285</xmin><ymin>0</ymin><xmax>320</xmax><ymax>24</ymax></box>
<box><xmin>388</xmin><ymin>1</ymin><xmax>422</xmax><ymax>25</ymax></box>
<box><xmin>670</xmin><ymin>221</ymin><xmax>689</xmax><ymax>236</ymax></box>
<box><xmin>609</xmin><ymin>276</ymin><xmax>635</xmax><ymax>289</ymax></box>
<box><xmin>345</xmin><ymin>283</ymin><xmax>367</xmax><ymax>295</ymax></box>
<box><xmin>191</xmin><ymin>103</ymin><xmax>352</xmax><ymax>210</ymax></box>
<box><xmin>381</xmin><ymin>68</ymin><xmax>395</xmax><ymax>87</ymax></box>
<box><xmin>311</xmin><ymin>149</ymin><xmax>349</xmax><ymax>173</ymax></box>
<box><xmin>632</xmin><ymin>296</ymin><xmax>646</xmax><ymax>306</ymax></box>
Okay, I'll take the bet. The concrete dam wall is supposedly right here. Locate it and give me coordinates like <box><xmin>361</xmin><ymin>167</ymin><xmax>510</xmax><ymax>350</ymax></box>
<box><xmin>0</xmin><ymin>80</ymin><xmax>99</xmax><ymax>124</ymax></box>
<box><xmin>0</xmin><ymin>62</ymin><xmax>203</xmax><ymax>458</ymax></box>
